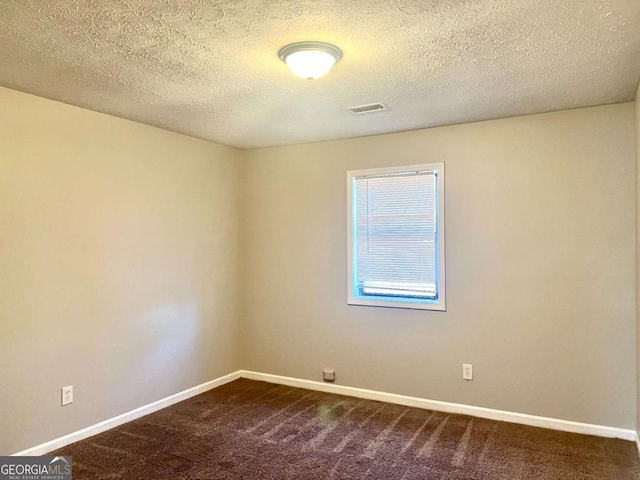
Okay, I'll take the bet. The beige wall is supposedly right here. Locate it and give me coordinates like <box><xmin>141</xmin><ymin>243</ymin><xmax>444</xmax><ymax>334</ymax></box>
<box><xmin>636</xmin><ymin>80</ymin><xmax>640</xmax><ymax>435</ymax></box>
<box><xmin>0</xmin><ymin>87</ymin><xmax>242</xmax><ymax>455</ymax></box>
<box><xmin>241</xmin><ymin>103</ymin><xmax>637</xmax><ymax>429</ymax></box>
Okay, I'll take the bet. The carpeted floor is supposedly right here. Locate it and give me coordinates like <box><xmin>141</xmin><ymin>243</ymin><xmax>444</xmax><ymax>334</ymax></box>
<box><xmin>50</xmin><ymin>379</ymin><xmax>639</xmax><ymax>479</ymax></box>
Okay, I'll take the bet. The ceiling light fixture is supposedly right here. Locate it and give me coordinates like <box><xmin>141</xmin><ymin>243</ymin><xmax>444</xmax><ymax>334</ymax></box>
<box><xmin>278</xmin><ymin>42</ymin><xmax>343</xmax><ymax>80</ymax></box>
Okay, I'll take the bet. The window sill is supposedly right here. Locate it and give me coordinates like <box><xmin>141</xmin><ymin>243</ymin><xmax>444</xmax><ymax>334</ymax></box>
<box><xmin>347</xmin><ymin>297</ymin><xmax>446</xmax><ymax>311</ymax></box>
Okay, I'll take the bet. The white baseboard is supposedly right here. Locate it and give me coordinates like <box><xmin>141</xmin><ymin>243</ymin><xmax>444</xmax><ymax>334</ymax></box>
<box><xmin>240</xmin><ymin>370</ymin><xmax>637</xmax><ymax>442</ymax></box>
<box><xmin>636</xmin><ymin>436</ymin><xmax>640</xmax><ymax>458</ymax></box>
<box><xmin>12</xmin><ymin>368</ymin><xmax>637</xmax><ymax>457</ymax></box>
<box><xmin>12</xmin><ymin>370</ymin><xmax>242</xmax><ymax>456</ymax></box>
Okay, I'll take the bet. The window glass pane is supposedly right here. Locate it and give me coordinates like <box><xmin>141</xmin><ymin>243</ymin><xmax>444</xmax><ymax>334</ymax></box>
<box><xmin>353</xmin><ymin>171</ymin><xmax>438</xmax><ymax>301</ymax></box>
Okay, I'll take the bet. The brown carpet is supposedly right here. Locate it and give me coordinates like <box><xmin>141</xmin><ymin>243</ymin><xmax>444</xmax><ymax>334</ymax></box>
<box><xmin>50</xmin><ymin>379</ymin><xmax>639</xmax><ymax>479</ymax></box>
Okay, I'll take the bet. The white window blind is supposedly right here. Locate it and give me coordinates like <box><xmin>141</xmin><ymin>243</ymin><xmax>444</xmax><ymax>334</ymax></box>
<box><xmin>348</xmin><ymin>163</ymin><xmax>445</xmax><ymax>310</ymax></box>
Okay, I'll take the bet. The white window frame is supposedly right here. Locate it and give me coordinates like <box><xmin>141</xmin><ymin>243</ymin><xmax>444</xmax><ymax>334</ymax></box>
<box><xmin>346</xmin><ymin>163</ymin><xmax>446</xmax><ymax>311</ymax></box>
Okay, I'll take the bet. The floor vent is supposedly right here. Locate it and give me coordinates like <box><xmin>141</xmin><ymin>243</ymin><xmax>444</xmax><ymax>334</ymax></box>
<box><xmin>347</xmin><ymin>102</ymin><xmax>389</xmax><ymax>115</ymax></box>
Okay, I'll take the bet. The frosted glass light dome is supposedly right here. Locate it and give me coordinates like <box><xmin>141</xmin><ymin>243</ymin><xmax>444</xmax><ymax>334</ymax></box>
<box><xmin>278</xmin><ymin>42</ymin><xmax>343</xmax><ymax>80</ymax></box>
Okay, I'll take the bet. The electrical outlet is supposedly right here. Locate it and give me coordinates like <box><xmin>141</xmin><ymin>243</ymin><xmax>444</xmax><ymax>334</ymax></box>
<box><xmin>463</xmin><ymin>364</ymin><xmax>473</xmax><ymax>381</ymax></box>
<box><xmin>62</xmin><ymin>385</ymin><xmax>73</xmax><ymax>406</ymax></box>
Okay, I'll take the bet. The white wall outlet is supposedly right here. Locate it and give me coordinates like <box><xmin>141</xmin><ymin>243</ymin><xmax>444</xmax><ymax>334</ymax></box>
<box><xmin>61</xmin><ymin>385</ymin><xmax>73</xmax><ymax>406</ymax></box>
<box><xmin>323</xmin><ymin>369</ymin><xmax>336</xmax><ymax>383</ymax></box>
<box><xmin>463</xmin><ymin>364</ymin><xmax>473</xmax><ymax>381</ymax></box>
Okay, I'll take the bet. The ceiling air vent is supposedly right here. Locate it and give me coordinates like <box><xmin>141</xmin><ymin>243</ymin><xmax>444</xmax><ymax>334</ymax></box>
<box><xmin>347</xmin><ymin>102</ymin><xmax>389</xmax><ymax>115</ymax></box>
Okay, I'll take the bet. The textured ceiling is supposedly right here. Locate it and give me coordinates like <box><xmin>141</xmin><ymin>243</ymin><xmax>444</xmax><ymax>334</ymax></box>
<box><xmin>1</xmin><ymin>1</ymin><xmax>639</xmax><ymax>149</ymax></box>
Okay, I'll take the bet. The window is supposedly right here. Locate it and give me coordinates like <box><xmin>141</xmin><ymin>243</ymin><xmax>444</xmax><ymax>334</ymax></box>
<box><xmin>347</xmin><ymin>163</ymin><xmax>445</xmax><ymax>311</ymax></box>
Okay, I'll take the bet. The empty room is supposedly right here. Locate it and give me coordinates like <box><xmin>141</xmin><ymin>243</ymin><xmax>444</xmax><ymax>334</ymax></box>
<box><xmin>1</xmin><ymin>1</ymin><xmax>640</xmax><ymax>479</ymax></box>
